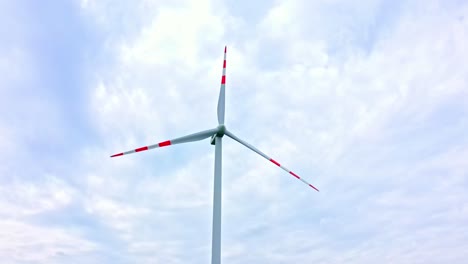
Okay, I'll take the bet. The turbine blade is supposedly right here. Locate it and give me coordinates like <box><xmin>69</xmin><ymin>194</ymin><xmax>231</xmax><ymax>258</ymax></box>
<box><xmin>217</xmin><ymin>46</ymin><xmax>227</xmax><ymax>124</ymax></box>
<box><xmin>110</xmin><ymin>128</ymin><xmax>218</xmax><ymax>158</ymax></box>
<box><xmin>225</xmin><ymin>130</ymin><xmax>319</xmax><ymax>192</ymax></box>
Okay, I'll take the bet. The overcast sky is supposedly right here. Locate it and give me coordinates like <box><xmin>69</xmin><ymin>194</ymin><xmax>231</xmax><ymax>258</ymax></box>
<box><xmin>1</xmin><ymin>0</ymin><xmax>468</xmax><ymax>263</ymax></box>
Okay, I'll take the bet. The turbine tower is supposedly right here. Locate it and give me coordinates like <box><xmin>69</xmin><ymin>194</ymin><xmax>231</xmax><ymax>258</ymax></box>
<box><xmin>110</xmin><ymin>46</ymin><xmax>319</xmax><ymax>264</ymax></box>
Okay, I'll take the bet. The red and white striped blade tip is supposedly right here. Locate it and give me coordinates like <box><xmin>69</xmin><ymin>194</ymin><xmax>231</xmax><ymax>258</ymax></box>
<box><xmin>269</xmin><ymin>159</ymin><xmax>319</xmax><ymax>192</ymax></box>
<box><xmin>309</xmin><ymin>184</ymin><xmax>320</xmax><ymax>192</ymax></box>
<box><xmin>110</xmin><ymin>140</ymin><xmax>171</xmax><ymax>158</ymax></box>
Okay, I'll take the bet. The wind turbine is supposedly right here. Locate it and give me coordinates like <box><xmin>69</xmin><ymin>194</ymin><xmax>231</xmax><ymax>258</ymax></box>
<box><xmin>110</xmin><ymin>46</ymin><xmax>319</xmax><ymax>264</ymax></box>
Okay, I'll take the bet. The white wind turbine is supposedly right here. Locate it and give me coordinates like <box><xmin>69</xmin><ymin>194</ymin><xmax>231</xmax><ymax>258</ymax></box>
<box><xmin>110</xmin><ymin>46</ymin><xmax>319</xmax><ymax>264</ymax></box>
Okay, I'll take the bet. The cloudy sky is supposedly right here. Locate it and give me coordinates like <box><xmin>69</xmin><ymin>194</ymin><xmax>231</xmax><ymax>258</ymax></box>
<box><xmin>1</xmin><ymin>0</ymin><xmax>468</xmax><ymax>263</ymax></box>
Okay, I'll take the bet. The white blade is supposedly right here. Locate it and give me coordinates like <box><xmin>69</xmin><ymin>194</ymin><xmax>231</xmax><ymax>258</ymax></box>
<box><xmin>225</xmin><ymin>130</ymin><xmax>319</xmax><ymax>191</ymax></box>
<box><xmin>110</xmin><ymin>128</ymin><xmax>218</xmax><ymax>158</ymax></box>
<box><xmin>217</xmin><ymin>46</ymin><xmax>227</xmax><ymax>124</ymax></box>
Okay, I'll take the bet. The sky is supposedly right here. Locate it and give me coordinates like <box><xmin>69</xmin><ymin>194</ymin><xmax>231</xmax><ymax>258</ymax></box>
<box><xmin>1</xmin><ymin>0</ymin><xmax>467</xmax><ymax>263</ymax></box>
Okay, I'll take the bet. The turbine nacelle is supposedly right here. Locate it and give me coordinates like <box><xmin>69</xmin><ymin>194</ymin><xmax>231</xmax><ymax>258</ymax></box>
<box><xmin>211</xmin><ymin>125</ymin><xmax>226</xmax><ymax>145</ymax></box>
<box><xmin>217</xmin><ymin>124</ymin><xmax>226</xmax><ymax>137</ymax></box>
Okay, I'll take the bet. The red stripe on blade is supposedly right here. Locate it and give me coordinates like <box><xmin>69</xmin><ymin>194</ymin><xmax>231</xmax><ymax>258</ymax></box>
<box><xmin>110</xmin><ymin>153</ymin><xmax>123</xmax><ymax>158</ymax></box>
<box><xmin>221</xmin><ymin>75</ymin><xmax>226</xmax><ymax>84</ymax></box>
<box><xmin>309</xmin><ymin>184</ymin><xmax>320</xmax><ymax>192</ymax></box>
<box><xmin>270</xmin><ymin>159</ymin><xmax>280</xmax><ymax>166</ymax></box>
<box><xmin>289</xmin><ymin>171</ymin><xmax>300</xmax><ymax>179</ymax></box>
<box><xmin>135</xmin><ymin>146</ymin><xmax>148</xmax><ymax>152</ymax></box>
<box><xmin>224</xmin><ymin>46</ymin><xmax>227</xmax><ymax>53</ymax></box>
<box><xmin>223</xmin><ymin>60</ymin><xmax>226</xmax><ymax>68</ymax></box>
<box><xmin>158</xmin><ymin>140</ymin><xmax>171</xmax><ymax>147</ymax></box>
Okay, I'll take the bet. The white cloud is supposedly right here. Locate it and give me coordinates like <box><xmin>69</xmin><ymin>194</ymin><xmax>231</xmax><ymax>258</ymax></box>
<box><xmin>0</xmin><ymin>220</ymin><xmax>96</xmax><ymax>263</ymax></box>
<box><xmin>119</xmin><ymin>1</ymin><xmax>224</xmax><ymax>67</ymax></box>
<box><xmin>0</xmin><ymin>178</ymin><xmax>94</xmax><ymax>263</ymax></box>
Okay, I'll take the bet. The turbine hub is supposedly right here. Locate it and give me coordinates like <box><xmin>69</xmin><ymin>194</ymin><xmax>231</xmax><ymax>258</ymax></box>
<box><xmin>216</xmin><ymin>124</ymin><xmax>226</xmax><ymax>137</ymax></box>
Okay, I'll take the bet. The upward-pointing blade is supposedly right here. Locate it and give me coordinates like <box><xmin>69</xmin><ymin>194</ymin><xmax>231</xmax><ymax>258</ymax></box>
<box><xmin>110</xmin><ymin>128</ymin><xmax>218</xmax><ymax>158</ymax></box>
<box><xmin>225</xmin><ymin>130</ymin><xmax>319</xmax><ymax>191</ymax></box>
<box><xmin>217</xmin><ymin>46</ymin><xmax>227</xmax><ymax>125</ymax></box>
